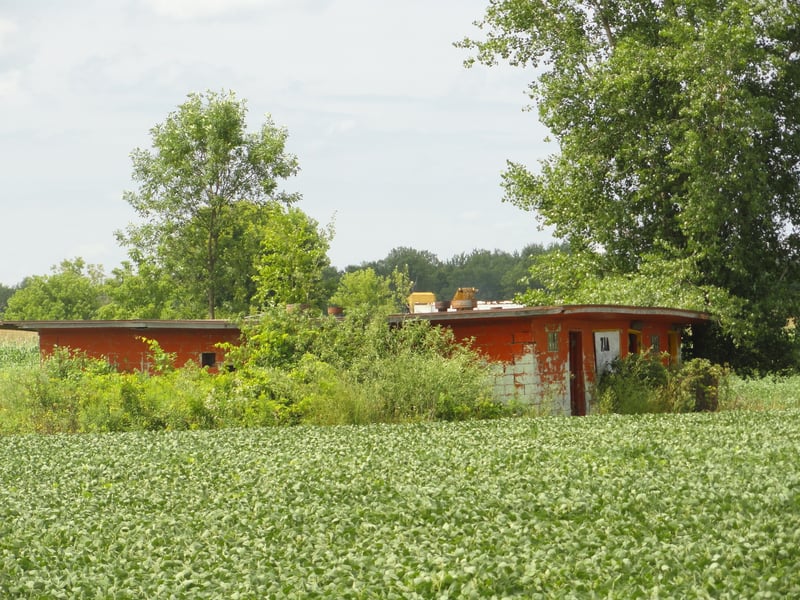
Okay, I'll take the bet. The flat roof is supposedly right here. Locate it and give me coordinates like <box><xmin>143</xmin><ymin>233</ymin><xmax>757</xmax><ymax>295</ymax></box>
<box><xmin>388</xmin><ymin>304</ymin><xmax>711</xmax><ymax>325</ymax></box>
<box><xmin>0</xmin><ymin>320</ymin><xmax>240</xmax><ymax>332</ymax></box>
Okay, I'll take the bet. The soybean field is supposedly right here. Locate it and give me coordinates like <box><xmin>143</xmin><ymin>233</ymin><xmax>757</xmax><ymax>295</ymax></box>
<box><xmin>1</xmin><ymin>411</ymin><xmax>798</xmax><ymax>598</ymax></box>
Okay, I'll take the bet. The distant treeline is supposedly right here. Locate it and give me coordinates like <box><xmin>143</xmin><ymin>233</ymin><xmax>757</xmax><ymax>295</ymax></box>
<box><xmin>345</xmin><ymin>242</ymin><xmax>566</xmax><ymax>303</ymax></box>
<box><xmin>0</xmin><ymin>243</ymin><xmax>566</xmax><ymax>317</ymax></box>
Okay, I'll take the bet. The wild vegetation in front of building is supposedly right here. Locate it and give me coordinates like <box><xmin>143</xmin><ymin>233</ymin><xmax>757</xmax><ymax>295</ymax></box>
<box><xmin>2</xmin><ymin>315</ymin><xmax>798</xmax><ymax>435</ymax></box>
<box><xmin>0</xmin><ymin>308</ymin><xmax>514</xmax><ymax>434</ymax></box>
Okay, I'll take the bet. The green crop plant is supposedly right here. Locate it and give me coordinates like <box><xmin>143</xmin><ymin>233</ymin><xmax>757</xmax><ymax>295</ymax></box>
<box><xmin>0</xmin><ymin>411</ymin><xmax>798</xmax><ymax>597</ymax></box>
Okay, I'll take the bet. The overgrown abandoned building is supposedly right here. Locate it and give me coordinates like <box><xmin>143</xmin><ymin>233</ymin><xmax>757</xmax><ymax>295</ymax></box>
<box><xmin>0</xmin><ymin>320</ymin><xmax>240</xmax><ymax>373</ymax></box>
<box><xmin>1</xmin><ymin>304</ymin><xmax>709</xmax><ymax>415</ymax></box>
<box><xmin>389</xmin><ymin>304</ymin><xmax>709</xmax><ymax>415</ymax></box>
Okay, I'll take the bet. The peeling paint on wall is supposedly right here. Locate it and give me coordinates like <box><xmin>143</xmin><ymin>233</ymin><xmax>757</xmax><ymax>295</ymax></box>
<box><xmin>388</xmin><ymin>304</ymin><xmax>709</xmax><ymax>416</ymax></box>
<box><xmin>487</xmin><ymin>343</ymin><xmax>573</xmax><ymax>415</ymax></box>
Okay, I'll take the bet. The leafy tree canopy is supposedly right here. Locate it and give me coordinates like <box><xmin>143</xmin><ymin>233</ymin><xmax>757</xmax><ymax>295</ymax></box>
<box><xmin>353</xmin><ymin>243</ymin><xmax>560</xmax><ymax>302</ymax></box>
<box><xmin>460</xmin><ymin>0</ymin><xmax>800</xmax><ymax>371</ymax></box>
<box><xmin>364</xmin><ymin>247</ymin><xmax>446</xmax><ymax>296</ymax></box>
<box><xmin>329</xmin><ymin>267</ymin><xmax>413</xmax><ymax>317</ymax></box>
<box><xmin>96</xmin><ymin>260</ymin><xmax>188</xmax><ymax>320</ymax></box>
<box><xmin>3</xmin><ymin>258</ymin><xmax>106</xmax><ymax>320</ymax></box>
<box><xmin>0</xmin><ymin>283</ymin><xmax>20</xmax><ymax>317</ymax></box>
<box><xmin>118</xmin><ymin>90</ymin><xmax>300</xmax><ymax>318</ymax></box>
<box><xmin>252</xmin><ymin>206</ymin><xmax>334</xmax><ymax>309</ymax></box>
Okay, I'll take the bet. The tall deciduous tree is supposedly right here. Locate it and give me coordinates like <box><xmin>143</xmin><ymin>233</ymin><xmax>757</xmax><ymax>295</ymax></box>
<box><xmin>460</xmin><ymin>0</ymin><xmax>800</xmax><ymax>370</ymax></box>
<box><xmin>119</xmin><ymin>90</ymin><xmax>300</xmax><ymax>319</ymax></box>
<box><xmin>96</xmin><ymin>260</ymin><xmax>184</xmax><ymax>319</ymax></box>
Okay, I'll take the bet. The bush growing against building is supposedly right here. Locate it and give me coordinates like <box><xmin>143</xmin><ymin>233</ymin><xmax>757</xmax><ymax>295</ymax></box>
<box><xmin>226</xmin><ymin>306</ymin><xmax>501</xmax><ymax>424</ymax></box>
<box><xmin>596</xmin><ymin>353</ymin><xmax>727</xmax><ymax>415</ymax></box>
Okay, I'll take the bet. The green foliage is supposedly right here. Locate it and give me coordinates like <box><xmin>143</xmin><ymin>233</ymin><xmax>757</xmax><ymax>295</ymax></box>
<box><xmin>1</xmin><ymin>413</ymin><xmax>800</xmax><ymax>597</ymax></box>
<box><xmin>137</xmin><ymin>337</ymin><xmax>177</xmax><ymax>375</ymax></box>
<box><xmin>722</xmin><ymin>374</ymin><xmax>800</xmax><ymax>411</ymax></box>
<box><xmin>118</xmin><ymin>90</ymin><xmax>301</xmax><ymax>318</ymax></box>
<box><xmin>228</xmin><ymin>307</ymin><xmax>322</xmax><ymax>371</ymax></box>
<box><xmin>0</xmin><ymin>349</ymin><xmax>233</xmax><ymax>434</ymax></box>
<box><xmin>597</xmin><ymin>353</ymin><xmax>671</xmax><ymax>415</ymax></box>
<box><xmin>444</xmin><ymin>246</ymin><xmax>546</xmax><ymax>300</ymax></box>
<box><xmin>228</xmin><ymin>308</ymin><xmax>501</xmax><ymax>425</ymax></box>
<box><xmin>358</xmin><ymin>246</ymin><xmax>446</xmax><ymax>297</ymax></box>
<box><xmin>328</xmin><ymin>267</ymin><xmax>412</xmax><ymax>316</ymax></box>
<box><xmin>0</xmin><ymin>282</ymin><xmax>19</xmax><ymax>316</ymax></box>
<box><xmin>0</xmin><ymin>303</ymin><xmax>504</xmax><ymax>432</ymax></box>
<box><xmin>3</xmin><ymin>258</ymin><xmax>107</xmax><ymax>320</ymax></box>
<box><xmin>0</xmin><ymin>339</ymin><xmax>38</xmax><ymax>370</ymax></box>
<box><xmin>519</xmin><ymin>248</ymin><xmax>749</xmax><ymax>343</ymax></box>
<box><xmin>461</xmin><ymin>0</ymin><xmax>800</xmax><ymax>372</ymax></box>
<box><xmin>667</xmin><ymin>358</ymin><xmax>724</xmax><ymax>413</ymax></box>
<box><xmin>252</xmin><ymin>206</ymin><xmax>333</xmax><ymax>308</ymax></box>
<box><xmin>320</xmin><ymin>317</ymin><xmax>496</xmax><ymax>422</ymax></box>
<box><xmin>355</xmin><ymin>243</ymin><xmax>561</xmax><ymax>302</ymax></box>
<box><xmin>97</xmin><ymin>260</ymin><xmax>188</xmax><ymax>319</ymax></box>
<box><xmin>2</xmin><ymin>325</ymin><xmax>800</xmax><ymax>434</ymax></box>
<box><xmin>597</xmin><ymin>353</ymin><xmax>726</xmax><ymax>415</ymax></box>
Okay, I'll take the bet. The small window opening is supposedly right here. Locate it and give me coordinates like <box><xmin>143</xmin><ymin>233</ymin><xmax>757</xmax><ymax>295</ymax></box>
<box><xmin>547</xmin><ymin>331</ymin><xmax>559</xmax><ymax>352</ymax></box>
<box><xmin>628</xmin><ymin>332</ymin><xmax>640</xmax><ymax>354</ymax></box>
<box><xmin>651</xmin><ymin>335</ymin><xmax>661</xmax><ymax>353</ymax></box>
<box><xmin>201</xmin><ymin>352</ymin><xmax>216</xmax><ymax>368</ymax></box>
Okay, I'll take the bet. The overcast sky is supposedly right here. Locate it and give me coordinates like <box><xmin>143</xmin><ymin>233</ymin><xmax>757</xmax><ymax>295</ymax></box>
<box><xmin>0</xmin><ymin>0</ymin><xmax>555</xmax><ymax>286</ymax></box>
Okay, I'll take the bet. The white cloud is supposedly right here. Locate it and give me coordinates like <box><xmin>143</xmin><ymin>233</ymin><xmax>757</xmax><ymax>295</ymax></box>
<box><xmin>459</xmin><ymin>210</ymin><xmax>483</xmax><ymax>222</ymax></box>
<box><xmin>0</xmin><ymin>0</ymin><xmax>556</xmax><ymax>284</ymax></box>
<box><xmin>0</xmin><ymin>18</ymin><xmax>17</xmax><ymax>52</ymax></box>
<box><xmin>141</xmin><ymin>0</ymin><xmax>270</xmax><ymax>20</ymax></box>
<box><xmin>73</xmin><ymin>243</ymin><xmax>113</xmax><ymax>265</ymax></box>
<box><xmin>0</xmin><ymin>69</ymin><xmax>21</xmax><ymax>99</ymax></box>
<box><xmin>325</xmin><ymin>119</ymin><xmax>356</xmax><ymax>136</ymax></box>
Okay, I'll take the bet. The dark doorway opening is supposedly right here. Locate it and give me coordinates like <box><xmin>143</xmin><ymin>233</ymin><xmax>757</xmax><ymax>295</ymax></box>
<box><xmin>569</xmin><ymin>332</ymin><xmax>586</xmax><ymax>416</ymax></box>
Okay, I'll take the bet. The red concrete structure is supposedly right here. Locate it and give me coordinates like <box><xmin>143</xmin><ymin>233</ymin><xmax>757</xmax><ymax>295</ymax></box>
<box><xmin>2</xmin><ymin>305</ymin><xmax>708</xmax><ymax>414</ymax></box>
<box><xmin>0</xmin><ymin>320</ymin><xmax>241</xmax><ymax>372</ymax></box>
<box><xmin>389</xmin><ymin>305</ymin><xmax>709</xmax><ymax>416</ymax></box>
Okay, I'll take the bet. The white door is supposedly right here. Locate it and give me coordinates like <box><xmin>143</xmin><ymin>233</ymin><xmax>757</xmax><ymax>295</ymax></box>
<box><xmin>594</xmin><ymin>331</ymin><xmax>621</xmax><ymax>375</ymax></box>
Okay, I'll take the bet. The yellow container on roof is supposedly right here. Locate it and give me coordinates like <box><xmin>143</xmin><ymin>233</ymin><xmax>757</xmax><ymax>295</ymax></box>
<box><xmin>407</xmin><ymin>292</ymin><xmax>437</xmax><ymax>313</ymax></box>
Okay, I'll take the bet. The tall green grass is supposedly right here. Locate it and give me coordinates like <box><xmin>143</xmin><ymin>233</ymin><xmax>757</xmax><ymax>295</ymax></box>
<box><xmin>0</xmin><ymin>315</ymin><xmax>509</xmax><ymax>434</ymax></box>
<box><xmin>720</xmin><ymin>374</ymin><xmax>800</xmax><ymax>411</ymax></box>
<box><xmin>0</xmin><ymin>339</ymin><xmax>39</xmax><ymax>369</ymax></box>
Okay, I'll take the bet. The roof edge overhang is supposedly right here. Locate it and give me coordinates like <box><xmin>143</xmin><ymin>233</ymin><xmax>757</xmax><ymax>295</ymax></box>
<box><xmin>0</xmin><ymin>319</ymin><xmax>240</xmax><ymax>332</ymax></box>
<box><xmin>388</xmin><ymin>304</ymin><xmax>711</xmax><ymax>325</ymax></box>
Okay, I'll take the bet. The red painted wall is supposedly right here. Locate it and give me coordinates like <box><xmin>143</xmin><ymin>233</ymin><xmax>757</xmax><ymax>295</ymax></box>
<box><xmin>38</xmin><ymin>327</ymin><xmax>241</xmax><ymax>372</ymax></box>
<box><xmin>434</xmin><ymin>311</ymin><xmax>686</xmax><ymax>415</ymax></box>
<box><xmin>446</xmin><ymin>314</ymin><xmax>679</xmax><ymax>381</ymax></box>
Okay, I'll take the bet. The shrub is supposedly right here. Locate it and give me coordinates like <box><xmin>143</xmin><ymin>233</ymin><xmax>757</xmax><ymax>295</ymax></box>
<box><xmin>719</xmin><ymin>373</ymin><xmax>800</xmax><ymax>411</ymax></box>
<box><xmin>0</xmin><ymin>340</ymin><xmax>39</xmax><ymax>369</ymax></box>
<box><xmin>597</xmin><ymin>353</ymin><xmax>727</xmax><ymax>415</ymax></box>
<box><xmin>596</xmin><ymin>352</ymin><xmax>670</xmax><ymax>414</ymax></box>
<box><xmin>228</xmin><ymin>307</ymin><xmax>322</xmax><ymax>370</ymax></box>
<box><xmin>0</xmin><ymin>307</ymin><xmax>509</xmax><ymax>433</ymax></box>
<box><xmin>229</xmin><ymin>309</ymin><xmax>504</xmax><ymax>425</ymax></box>
<box><xmin>667</xmin><ymin>358</ymin><xmax>725</xmax><ymax>412</ymax></box>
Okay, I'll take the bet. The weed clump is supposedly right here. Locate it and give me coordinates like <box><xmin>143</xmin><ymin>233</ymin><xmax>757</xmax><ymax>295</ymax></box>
<box><xmin>597</xmin><ymin>353</ymin><xmax>726</xmax><ymax>414</ymax></box>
